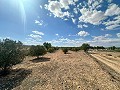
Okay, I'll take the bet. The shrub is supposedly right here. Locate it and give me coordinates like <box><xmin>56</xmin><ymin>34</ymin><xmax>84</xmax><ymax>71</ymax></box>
<box><xmin>62</xmin><ymin>48</ymin><xmax>68</xmax><ymax>54</ymax></box>
<box><xmin>0</xmin><ymin>39</ymin><xmax>25</xmax><ymax>75</ymax></box>
<box><xmin>29</xmin><ymin>45</ymin><xmax>47</xmax><ymax>58</ymax></box>
<box><xmin>43</xmin><ymin>42</ymin><xmax>52</xmax><ymax>50</ymax></box>
<box><xmin>48</xmin><ymin>47</ymin><xmax>55</xmax><ymax>53</ymax></box>
<box><xmin>81</xmin><ymin>43</ymin><xmax>90</xmax><ymax>52</ymax></box>
<box><xmin>71</xmin><ymin>47</ymin><xmax>79</xmax><ymax>52</ymax></box>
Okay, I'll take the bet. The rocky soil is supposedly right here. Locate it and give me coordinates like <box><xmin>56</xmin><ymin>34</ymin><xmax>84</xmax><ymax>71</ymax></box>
<box><xmin>0</xmin><ymin>50</ymin><xmax>120</xmax><ymax>90</ymax></box>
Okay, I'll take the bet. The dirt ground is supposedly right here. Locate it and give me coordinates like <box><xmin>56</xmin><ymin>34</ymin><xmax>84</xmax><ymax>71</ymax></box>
<box><xmin>0</xmin><ymin>50</ymin><xmax>120</xmax><ymax>90</ymax></box>
<box><xmin>90</xmin><ymin>51</ymin><xmax>120</xmax><ymax>74</ymax></box>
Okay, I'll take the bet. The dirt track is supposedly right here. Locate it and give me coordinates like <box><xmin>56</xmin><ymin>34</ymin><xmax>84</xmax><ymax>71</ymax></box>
<box><xmin>0</xmin><ymin>50</ymin><xmax>120</xmax><ymax>90</ymax></box>
<box><xmin>90</xmin><ymin>51</ymin><xmax>120</xmax><ymax>74</ymax></box>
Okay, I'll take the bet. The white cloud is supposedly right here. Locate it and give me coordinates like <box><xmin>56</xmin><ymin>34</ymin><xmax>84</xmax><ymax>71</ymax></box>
<box><xmin>32</xmin><ymin>31</ymin><xmax>44</xmax><ymax>35</ymax></box>
<box><xmin>77</xmin><ymin>24</ymin><xmax>83</xmax><ymax>28</ymax></box>
<box><xmin>78</xmin><ymin>31</ymin><xmax>89</xmax><ymax>37</ymax></box>
<box><xmin>105</xmin><ymin>4</ymin><xmax>120</xmax><ymax>16</ymax></box>
<box><xmin>72</xmin><ymin>18</ymin><xmax>76</xmax><ymax>24</ymax></box>
<box><xmin>103</xmin><ymin>15</ymin><xmax>120</xmax><ymax>30</ymax></box>
<box><xmin>55</xmin><ymin>34</ymin><xmax>59</xmax><ymax>36</ymax></box>
<box><xmin>40</xmin><ymin>5</ymin><xmax>43</xmax><ymax>9</ymax></box>
<box><xmin>44</xmin><ymin>0</ymin><xmax>120</xmax><ymax>30</ymax></box>
<box><xmin>73</xmin><ymin>8</ymin><xmax>78</xmax><ymax>14</ymax></box>
<box><xmin>79</xmin><ymin>8</ymin><xmax>106</xmax><ymax>25</ymax></box>
<box><xmin>105</xmin><ymin>34</ymin><xmax>112</xmax><ymax>37</ymax></box>
<box><xmin>92</xmin><ymin>34</ymin><xmax>120</xmax><ymax>43</ymax></box>
<box><xmin>24</xmin><ymin>38</ymin><xmax>43</xmax><ymax>45</ymax></box>
<box><xmin>83</xmin><ymin>24</ymin><xmax>88</xmax><ymax>28</ymax></box>
<box><xmin>47</xmin><ymin>37</ymin><xmax>85</xmax><ymax>47</ymax></box>
<box><xmin>28</xmin><ymin>34</ymin><xmax>42</xmax><ymax>38</ymax></box>
<box><xmin>35</xmin><ymin>20</ymin><xmax>43</xmax><ymax>26</ymax></box>
<box><xmin>68</xmin><ymin>34</ymin><xmax>77</xmax><ymax>37</ymax></box>
<box><xmin>77</xmin><ymin>24</ymin><xmax>88</xmax><ymax>28</ymax></box>
<box><xmin>117</xmin><ymin>33</ymin><xmax>120</xmax><ymax>38</ymax></box>
<box><xmin>27</xmin><ymin>31</ymin><xmax>44</xmax><ymax>43</ymax></box>
<box><xmin>44</xmin><ymin>1</ymin><xmax>63</xmax><ymax>18</ymax></box>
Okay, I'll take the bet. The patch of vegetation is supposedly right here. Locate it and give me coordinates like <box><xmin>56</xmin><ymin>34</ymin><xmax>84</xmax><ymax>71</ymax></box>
<box><xmin>71</xmin><ymin>47</ymin><xmax>79</xmax><ymax>52</ymax></box>
<box><xmin>48</xmin><ymin>47</ymin><xmax>55</xmax><ymax>53</ymax></box>
<box><xmin>0</xmin><ymin>39</ymin><xmax>25</xmax><ymax>76</ymax></box>
<box><xmin>62</xmin><ymin>48</ymin><xmax>68</xmax><ymax>54</ymax></box>
<box><xmin>81</xmin><ymin>43</ymin><xmax>90</xmax><ymax>52</ymax></box>
<box><xmin>43</xmin><ymin>42</ymin><xmax>52</xmax><ymax>50</ymax></box>
<box><xmin>29</xmin><ymin>45</ymin><xmax>47</xmax><ymax>58</ymax></box>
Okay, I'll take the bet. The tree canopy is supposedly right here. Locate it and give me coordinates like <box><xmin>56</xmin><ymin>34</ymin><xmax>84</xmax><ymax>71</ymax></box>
<box><xmin>81</xmin><ymin>43</ymin><xmax>90</xmax><ymax>52</ymax></box>
<box><xmin>29</xmin><ymin>45</ymin><xmax>47</xmax><ymax>58</ymax></box>
<box><xmin>0</xmin><ymin>39</ymin><xmax>25</xmax><ymax>75</ymax></box>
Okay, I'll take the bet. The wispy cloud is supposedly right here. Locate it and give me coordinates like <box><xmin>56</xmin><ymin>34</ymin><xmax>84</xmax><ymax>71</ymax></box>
<box><xmin>32</xmin><ymin>31</ymin><xmax>44</xmax><ymax>35</ymax></box>
<box><xmin>35</xmin><ymin>20</ymin><xmax>43</xmax><ymax>26</ymax></box>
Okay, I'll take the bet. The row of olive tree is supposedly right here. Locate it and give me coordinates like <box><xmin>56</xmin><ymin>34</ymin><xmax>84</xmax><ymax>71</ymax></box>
<box><xmin>0</xmin><ymin>39</ymin><xmax>58</xmax><ymax>76</ymax></box>
<box><xmin>0</xmin><ymin>38</ymin><xmax>90</xmax><ymax>76</ymax></box>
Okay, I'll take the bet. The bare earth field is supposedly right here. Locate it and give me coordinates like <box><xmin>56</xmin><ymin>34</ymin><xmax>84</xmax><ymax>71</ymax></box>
<box><xmin>0</xmin><ymin>50</ymin><xmax>120</xmax><ymax>90</ymax></box>
<box><xmin>90</xmin><ymin>51</ymin><xmax>120</xmax><ymax>74</ymax></box>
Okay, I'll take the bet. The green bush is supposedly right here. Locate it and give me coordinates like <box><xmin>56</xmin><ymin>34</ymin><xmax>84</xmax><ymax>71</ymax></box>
<box><xmin>71</xmin><ymin>47</ymin><xmax>79</xmax><ymax>52</ymax></box>
<box><xmin>43</xmin><ymin>42</ymin><xmax>52</xmax><ymax>50</ymax></box>
<box><xmin>29</xmin><ymin>45</ymin><xmax>47</xmax><ymax>58</ymax></box>
<box><xmin>81</xmin><ymin>43</ymin><xmax>90</xmax><ymax>52</ymax></box>
<box><xmin>62</xmin><ymin>48</ymin><xmax>68</xmax><ymax>54</ymax></box>
<box><xmin>0</xmin><ymin>39</ymin><xmax>25</xmax><ymax>75</ymax></box>
<box><xmin>48</xmin><ymin>48</ymin><xmax>55</xmax><ymax>53</ymax></box>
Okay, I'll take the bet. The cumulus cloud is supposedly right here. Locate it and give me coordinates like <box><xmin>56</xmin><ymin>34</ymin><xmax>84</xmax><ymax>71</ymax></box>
<box><xmin>105</xmin><ymin>4</ymin><xmax>120</xmax><ymax>16</ymax></box>
<box><xmin>78</xmin><ymin>31</ymin><xmax>89</xmax><ymax>37</ymax></box>
<box><xmin>79</xmin><ymin>8</ymin><xmax>106</xmax><ymax>25</ymax></box>
<box><xmin>44</xmin><ymin>0</ymin><xmax>120</xmax><ymax>30</ymax></box>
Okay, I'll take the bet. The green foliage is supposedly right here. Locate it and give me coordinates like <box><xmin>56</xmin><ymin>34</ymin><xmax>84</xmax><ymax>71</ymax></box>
<box><xmin>54</xmin><ymin>47</ymin><xmax>59</xmax><ymax>50</ymax></box>
<box><xmin>0</xmin><ymin>39</ymin><xmax>25</xmax><ymax>75</ymax></box>
<box><xmin>29</xmin><ymin>45</ymin><xmax>47</xmax><ymax>58</ymax></box>
<box><xmin>109</xmin><ymin>46</ymin><xmax>116</xmax><ymax>50</ymax></box>
<box><xmin>48</xmin><ymin>47</ymin><xmax>55</xmax><ymax>53</ymax></box>
<box><xmin>81</xmin><ymin>43</ymin><xmax>90</xmax><ymax>52</ymax></box>
<box><xmin>43</xmin><ymin>42</ymin><xmax>52</xmax><ymax>50</ymax></box>
<box><xmin>71</xmin><ymin>47</ymin><xmax>79</xmax><ymax>52</ymax></box>
<box><xmin>62</xmin><ymin>48</ymin><xmax>68</xmax><ymax>54</ymax></box>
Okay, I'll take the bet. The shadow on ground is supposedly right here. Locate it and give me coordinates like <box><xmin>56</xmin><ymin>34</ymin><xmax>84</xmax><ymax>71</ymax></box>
<box><xmin>0</xmin><ymin>68</ymin><xmax>32</xmax><ymax>90</ymax></box>
<box><xmin>30</xmin><ymin>57</ymin><xmax>50</xmax><ymax>63</ymax></box>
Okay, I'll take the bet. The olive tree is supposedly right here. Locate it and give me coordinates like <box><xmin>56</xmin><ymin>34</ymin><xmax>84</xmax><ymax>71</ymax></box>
<box><xmin>0</xmin><ymin>39</ymin><xmax>25</xmax><ymax>75</ymax></box>
<box><xmin>81</xmin><ymin>43</ymin><xmax>90</xmax><ymax>52</ymax></box>
<box><xmin>29</xmin><ymin>45</ymin><xmax>47</xmax><ymax>58</ymax></box>
<box><xmin>43</xmin><ymin>42</ymin><xmax>52</xmax><ymax>50</ymax></box>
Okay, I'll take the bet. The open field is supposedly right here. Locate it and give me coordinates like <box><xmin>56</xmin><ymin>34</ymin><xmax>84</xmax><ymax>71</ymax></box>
<box><xmin>0</xmin><ymin>50</ymin><xmax>120</xmax><ymax>90</ymax></box>
<box><xmin>90</xmin><ymin>51</ymin><xmax>120</xmax><ymax>74</ymax></box>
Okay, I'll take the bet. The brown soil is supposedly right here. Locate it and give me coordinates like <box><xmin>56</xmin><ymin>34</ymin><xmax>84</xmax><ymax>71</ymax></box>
<box><xmin>0</xmin><ymin>50</ymin><xmax>120</xmax><ymax>90</ymax></box>
<box><xmin>90</xmin><ymin>51</ymin><xmax>120</xmax><ymax>74</ymax></box>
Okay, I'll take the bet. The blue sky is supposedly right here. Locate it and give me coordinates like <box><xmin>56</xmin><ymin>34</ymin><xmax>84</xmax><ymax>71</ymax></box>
<box><xmin>0</xmin><ymin>0</ymin><xmax>120</xmax><ymax>47</ymax></box>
